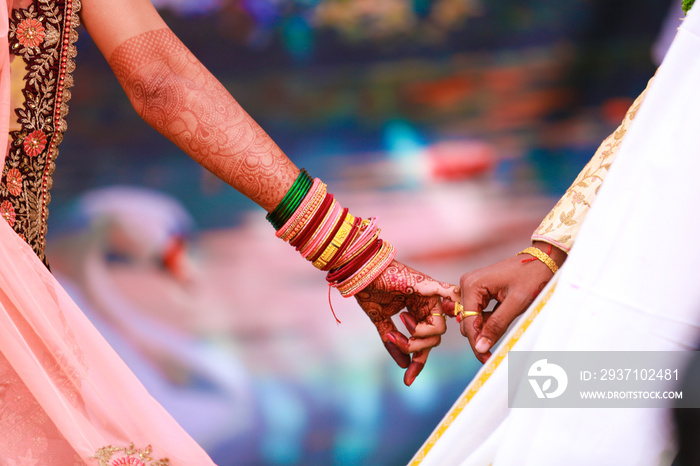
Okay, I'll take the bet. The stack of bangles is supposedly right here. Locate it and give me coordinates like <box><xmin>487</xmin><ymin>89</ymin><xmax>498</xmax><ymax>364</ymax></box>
<box><xmin>266</xmin><ymin>169</ymin><xmax>396</xmax><ymax>297</ymax></box>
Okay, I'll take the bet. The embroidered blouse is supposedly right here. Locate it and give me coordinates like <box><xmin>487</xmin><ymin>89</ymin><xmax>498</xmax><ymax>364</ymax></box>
<box><xmin>0</xmin><ymin>0</ymin><xmax>80</xmax><ymax>266</ymax></box>
<box><xmin>532</xmin><ymin>79</ymin><xmax>653</xmax><ymax>252</ymax></box>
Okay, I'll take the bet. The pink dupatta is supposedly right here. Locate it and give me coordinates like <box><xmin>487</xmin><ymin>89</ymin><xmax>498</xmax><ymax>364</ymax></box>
<box><xmin>0</xmin><ymin>2</ymin><xmax>216</xmax><ymax>464</ymax></box>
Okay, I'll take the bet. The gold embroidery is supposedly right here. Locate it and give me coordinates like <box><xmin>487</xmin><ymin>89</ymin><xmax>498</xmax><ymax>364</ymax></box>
<box><xmin>532</xmin><ymin>77</ymin><xmax>654</xmax><ymax>251</ymax></box>
<box><xmin>91</xmin><ymin>443</ymin><xmax>170</xmax><ymax>466</ymax></box>
<box><xmin>0</xmin><ymin>0</ymin><xmax>82</xmax><ymax>265</ymax></box>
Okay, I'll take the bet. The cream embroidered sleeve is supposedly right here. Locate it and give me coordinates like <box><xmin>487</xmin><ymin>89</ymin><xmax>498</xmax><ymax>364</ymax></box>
<box><xmin>531</xmin><ymin>78</ymin><xmax>653</xmax><ymax>251</ymax></box>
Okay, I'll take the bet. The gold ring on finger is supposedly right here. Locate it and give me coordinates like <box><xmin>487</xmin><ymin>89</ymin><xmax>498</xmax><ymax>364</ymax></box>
<box><xmin>459</xmin><ymin>310</ymin><xmax>481</xmax><ymax>319</ymax></box>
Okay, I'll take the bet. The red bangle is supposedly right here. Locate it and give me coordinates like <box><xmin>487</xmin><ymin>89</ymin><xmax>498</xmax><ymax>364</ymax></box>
<box><xmin>310</xmin><ymin>207</ymin><xmax>348</xmax><ymax>263</ymax></box>
<box><xmin>302</xmin><ymin>200</ymin><xmax>340</xmax><ymax>259</ymax></box>
<box><xmin>290</xmin><ymin>192</ymin><xmax>332</xmax><ymax>249</ymax></box>
<box><xmin>323</xmin><ymin>216</ymin><xmax>362</xmax><ymax>271</ymax></box>
<box><xmin>327</xmin><ymin>238</ymin><xmax>381</xmax><ymax>284</ymax></box>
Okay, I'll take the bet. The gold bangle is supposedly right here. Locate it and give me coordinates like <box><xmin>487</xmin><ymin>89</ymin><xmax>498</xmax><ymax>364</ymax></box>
<box><xmin>303</xmin><ymin>200</ymin><xmax>340</xmax><ymax>258</ymax></box>
<box><xmin>313</xmin><ymin>214</ymin><xmax>355</xmax><ymax>269</ymax></box>
<box><xmin>333</xmin><ymin>227</ymin><xmax>379</xmax><ymax>270</ymax></box>
<box><xmin>517</xmin><ymin>246</ymin><xmax>558</xmax><ymax>275</ymax></box>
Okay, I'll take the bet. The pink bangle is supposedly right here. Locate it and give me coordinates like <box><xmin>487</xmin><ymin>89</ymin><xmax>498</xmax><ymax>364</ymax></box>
<box><xmin>275</xmin><ymin>178</ymin><xmax>326</xmax><ymax>241</ymax></box>
<box><xmin>326</xmin><ymin>238</ymin><xmax>382</xmax><ymax>285</ymax></box>
<box><xmin>336</xmin><ymin>241</ymin><xmax>396</xmax><ymax>297</ymax></box>
<box><xmin>301</xmin><ymin>199</ymin><xmax>340</xmax><ymax>259</ymax></box>
<box><xmin>290</xmin><ymin>192</ymin><xmax>332</xmax><ymax>250</ymax></box>
<box><xmin>277</xmin><ymin>179</ymin><xmax>325</xmax><ymax>241</ymax></box>
<box><xmin>341</xmin><ymin>217</ymin><xmax>379</xmax><ymax>261</ymax></box>
<box><xmin>309</xmin><ymin>205</ymin><xmax>346</xmax><ymax>263</ymax></box>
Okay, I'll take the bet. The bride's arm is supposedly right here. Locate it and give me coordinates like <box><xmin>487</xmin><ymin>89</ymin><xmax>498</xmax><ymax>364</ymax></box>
<box><xmin>79</xmin><ymin>0</ymin><xmax>459</xmax><ymax>385</ymax></box>
<box><xmin>81</xmin><ymin>0</ymin><xmax>296</xmax><ymax>211</ymax></box>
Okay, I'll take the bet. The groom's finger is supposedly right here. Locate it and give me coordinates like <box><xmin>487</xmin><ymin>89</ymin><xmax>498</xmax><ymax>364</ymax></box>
<box><xmin>461</xmin><ymin>314</ymin><xmax>490</xmax><ymax>363</ymax></box>
<box><xmin>474</xmin><ymin>293</ymin><xmax>531</xmax><ymax>355</ymax></box>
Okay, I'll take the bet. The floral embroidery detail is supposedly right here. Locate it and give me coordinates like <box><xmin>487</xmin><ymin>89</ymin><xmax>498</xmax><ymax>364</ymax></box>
<box><xmin>533</xmin><ymin>77</ymin><xmax>654</xmax><ymax>251</ymax></box>
<box><xmin>6</xmin><ymin>168</ymin><xmax>23</xmax><ymax>196</ymax></box>
<box><xmin>91</xmin><ymin>443</ymin><xmax>169</xmax><ymax>466</ymax></box>
<box><xmin>23</xmin><ymin>130</ymin><xmax>47</xmax><ymax>157</ymax></box>
<box><xmin>1</xmin><ymin>0</ymin><xmax>82</xmax><ymax>265</ymax></box>
<box><xmin>571</xmin><ymin>192</ymin><xmax>585</xmax><ymax>205</ymax></box>
<box><xmin>112</xmin><ymin>457</ymin><xmax>146</xmax><ymax>466</ymax></box>
<box><xmin>16</xmin><ymin>18</ymin><xmax>46</xmax><ymax>48</ymax></box>
<box><xmin>1</xmin><ymin>201</ymin><xmax>16</xmax><ymax>227</ymax></box>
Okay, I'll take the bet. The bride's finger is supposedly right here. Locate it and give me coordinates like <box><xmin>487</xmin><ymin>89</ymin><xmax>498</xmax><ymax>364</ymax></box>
<box><xmin>404</xmin><ymin>349</ymin><xmax>430</xmax><ymax>386</ymax></box>
<box><xmin>415</xmin><ymin>279</ymin><xmax>460</xmax><ymax>302</ymax></box>
<box><xmin>406</xmin><ymin>334</ymin><xmax>441</xmax><ymax>353</ymax></box>
<box><xmin>376</xmin><ymin>318</ymin><xmax>411</xmax><ymax>367</ymax></box>
<box><xmin>405</xmin><ymin>305</ymin><xmax>448</xmax><ymax>338</ymax></box>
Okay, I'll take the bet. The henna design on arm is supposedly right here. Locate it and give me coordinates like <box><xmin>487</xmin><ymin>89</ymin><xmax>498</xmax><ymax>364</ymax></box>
<box><xmin>108</xmin><ymin>29</ymin><xmax>298</xmax><ymax>211</ymax></box>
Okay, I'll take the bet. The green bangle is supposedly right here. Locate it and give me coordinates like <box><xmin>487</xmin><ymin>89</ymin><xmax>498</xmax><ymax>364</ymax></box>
<box><xmin>277</xmin><ymin>175</ymin><xmax>311</xmax><ymax>227</ymax></box>
<box><xmin>266</xmin><ymin>169</ymin><xmax>312</xmax><ymax>230</ymax></box>
<box><xmin>271</xmin><ymin>170</ymin><xmax>306</xmax><ymax>217</ymax></box>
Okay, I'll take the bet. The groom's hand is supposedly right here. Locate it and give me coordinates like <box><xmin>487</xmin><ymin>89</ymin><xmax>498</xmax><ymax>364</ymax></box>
<box><xmin>354</xmin><ymin>260</ymin><xmax>459</xmax><ymax>386</ymax></box>
<box><xmin>458</xmin><ymin>242</ymin><xmax>566</xmax><ymax>363</ymax></box>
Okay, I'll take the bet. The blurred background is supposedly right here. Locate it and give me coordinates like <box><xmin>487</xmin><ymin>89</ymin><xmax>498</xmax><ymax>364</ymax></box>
<box><xmin>45</xmin><ymin>0</ymin><xmax>679</xmax><ymax>464</ymax></box>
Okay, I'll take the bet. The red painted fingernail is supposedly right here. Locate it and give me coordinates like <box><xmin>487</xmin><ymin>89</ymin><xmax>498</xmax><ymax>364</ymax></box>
<box><xmin>384</xmin><ymin>340</ymin><xmax>410</xmax><ymax>369</ymax></box>
<box><xmin>405</xmin><ymin>362</ymin><xmax>424</xmax><ymax>386</ymax></box>
<box><xmin>402</xmin><ymin>315</ymin><xmax>416</xmax><ymax>334</ymax></box>
<box><xmin>386</xmin><ymin>333</ymin><xmax>397</xmax><ymax>345</ymax></box>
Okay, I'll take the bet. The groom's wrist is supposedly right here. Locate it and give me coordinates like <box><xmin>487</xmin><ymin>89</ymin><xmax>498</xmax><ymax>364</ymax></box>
<box><xmin>532</xmin><ymin>241</ymin><xmax>567</xmax><ymax>268</ymax></box>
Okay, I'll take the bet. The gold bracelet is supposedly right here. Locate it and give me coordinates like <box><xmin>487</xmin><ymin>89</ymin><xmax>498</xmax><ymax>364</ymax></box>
<box><xmin>313</xmin><ymin>213</ymin><xmax>355</xmax><ymax>269</ymax></box>
<box><xmin>517</xmin><ymin>246</ymin><xmax>558</xmax><ymax>275</ymax></box>
<box><xmin>332</xmin><ymin>224</ymin><xmax>378</xmax><ymax>270</ymax></box>
<box><xmin>303</xmin><ymin>200</ymin><xmax>340</xmax><ymax>258</ymax></box>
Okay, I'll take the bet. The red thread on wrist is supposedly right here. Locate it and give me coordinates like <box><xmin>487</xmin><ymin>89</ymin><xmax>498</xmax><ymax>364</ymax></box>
<box><xmin>521</xmin><ymin>244</ymin><xmax>554</xmax><ymax>264</ymax></box>
<box><xmin>328</xmin><ymin>283</ymin><xmax>341</xmax><ymax>324</ymax></box>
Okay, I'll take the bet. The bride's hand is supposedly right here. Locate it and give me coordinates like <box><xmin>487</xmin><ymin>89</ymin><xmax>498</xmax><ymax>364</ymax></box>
<box><xmin>353</xmin><ymin>260</ymin><xmax>459</xmax><ymax>386</ymax></box>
